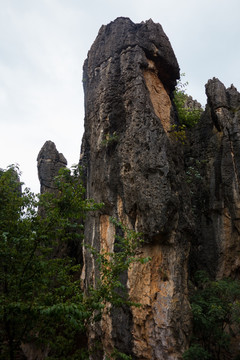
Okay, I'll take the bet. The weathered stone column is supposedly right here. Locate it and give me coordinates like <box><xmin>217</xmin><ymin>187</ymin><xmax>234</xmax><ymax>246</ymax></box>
<box><xmin>188</xmin><ymin>78</ymin><xmax>240</xmax><ymax>280</ymax></box>
<box><xmin>80</xmin><ymin>17</ymin><xmax>192</xmax><ymax>359</ymax></box>
<box><xmin>37</xmin><ymin>140</ymin><xmax>67</xmax><ymax>194</ymax></box>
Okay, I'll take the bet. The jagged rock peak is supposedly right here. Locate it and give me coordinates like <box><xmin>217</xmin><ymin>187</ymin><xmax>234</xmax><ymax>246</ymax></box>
<box><xmin>205</xmin><ymin>77</ymin><xmax>229</xmax><ymax>109</ymax></box>
<box><xmin>83</xmin><ymin>17</ymin><xmax>180</xmax><ymax>93</ymax></box>
<box><xmin>206</xmin><ymin>77</ymin><xmax>240</xmax><ymax>109</ymax></box>
<box><xmin>205</xmin><ymin>77</ymin><xmax>240</xmax><ymax>131</ymax></box>
<box><xmin>37</xmin><ymin>140</ymin><xmax>67</xmax><ymax>193</ymax></box>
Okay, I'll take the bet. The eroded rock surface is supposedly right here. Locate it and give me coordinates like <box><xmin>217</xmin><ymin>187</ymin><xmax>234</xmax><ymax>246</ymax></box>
<box><xmin>37</xmin><ymin>140</ymin><xmax>67</xmax><ymax>193</ymax></box>
<box><xmin>188</xmin><ymin>78</ymin><xmax>240</xmax><ymax>280</ymax></box>
<box><xmin>33</xmin><ymin>18</ymin><xmax>240</xmax><ymax>360</ymax></box>
<box><xmin>81</xmin><ymin>17</ymin><xmax>192</xmax><ymax>359</ymax></box>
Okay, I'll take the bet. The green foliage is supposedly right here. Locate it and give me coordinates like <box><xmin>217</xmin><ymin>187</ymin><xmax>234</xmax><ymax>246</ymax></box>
<box><xmin>185</xmin><ymin>159</ymin><xmax>207</xmax><ymax>184</ymax></box>
<box><xmin>170</xmin><ymin>124</ymin><xmax>187</xmax><ymax>145</ymax></box>
<box><xmin>183</xmin><ymin>343</ymin><xmax>211</xmax><ymax>360</ymax></box>
<box><xmin>107</xmin><ymin>348</ymin><xmax>132</xmax><ymax>360</ymax></box>
<box><xmin>87</xmin><ymin>217</ymin><xmax>149</xmax><ymax>309</ymax></box>
<box><xmin>0</xmin><ymin>165</ymin><xmax>146</xmax><ymax>359</ymax></box>
<box><xmin>171</xmin><ymin>74</ymin><xmax>203</xmax><ymax>145</ymax></box>
<box><xmin>184</xmin><ymin>271</ymin><xmax>240</xmax><ymax>360</ymax></box>
<box><xmin>0</xmin><ymin>165</ymin><xmax>99</xmax><ymax>359</ymax></box>
<box><xmin>101</xmin><ymin>131</ymin><xmax>119</xmax><ymax>147</ymax></box>
<box><xmin>173</xmin><ymin>74</ymin><xmax>203</xmax><ymax>128</ymax></box>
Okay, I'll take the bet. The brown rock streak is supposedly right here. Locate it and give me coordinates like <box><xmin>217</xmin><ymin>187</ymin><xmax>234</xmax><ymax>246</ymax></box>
<box><xmin>144</xmin><ymin>59</ymin><xmax>171</xmax><ymax>133</ymax></box>
<box><xmin>99</xmin><ymin>215</ymin><xmax>115</xmax><ymax>356</ymax></box>
<box><xmin>128</xmin><ymin>244</ymin><xmax>185</xmax><ymax>360</ymax></box>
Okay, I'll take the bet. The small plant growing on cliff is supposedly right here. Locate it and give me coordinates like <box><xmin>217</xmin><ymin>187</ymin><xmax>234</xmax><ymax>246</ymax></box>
<box><xmin>87</xmin><ymin>217</ymin><xmax>149</xmax><ymax>308</ymax></box>
<box><xmin>107</xmin><ymin>349</ymin><xmax>132</xmax><ymax>360</ymax></box>
<box><xmin>185</xmin><ymin>159</ymin><xmax>207</xmax><ymax>184</ymax></box>
<box><xmin>101</xmin><ymin>131</ymin><xmax>119</xmax><ymax>147</ymax></box>
<box><xmin>169</xmin><ymin>124</ymin><xmax>187</xmax><ymax>145</ymax></box>
<box><xmin>171</xmin><ymin>74</ymin><xmax>203</xmax><ymax>145</ymax></box>
<box><xmin>173</xmin><ymin>74</ymin><xmax>203</xmax><ymax>128</ymax></box>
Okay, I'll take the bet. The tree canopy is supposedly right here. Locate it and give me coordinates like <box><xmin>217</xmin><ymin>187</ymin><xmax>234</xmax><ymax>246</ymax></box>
<box><xmin>0</xmin><ymin>165</ymin><xmax>143</xmax><ymax>360</ymax></box>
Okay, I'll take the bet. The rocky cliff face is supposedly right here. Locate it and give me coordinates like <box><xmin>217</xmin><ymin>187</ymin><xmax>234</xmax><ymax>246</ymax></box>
<box><xmin>80</xmin><ymin>17</ymin><xmax>193</xmax><ymax>359</ymax></box>
<box><xmin>80</xmin><ymin>17</ymin><xmax>240</xmax><ymax>359</ymax></box>
<box><xmin>34</xmin><ymin>18</ymin><xmax>240</xmax><ymax>360</ymax></box>
<box><xmin>188</xmin><ymin>78</ymin><xmax>240</xmax><ymax>280</ymax></box>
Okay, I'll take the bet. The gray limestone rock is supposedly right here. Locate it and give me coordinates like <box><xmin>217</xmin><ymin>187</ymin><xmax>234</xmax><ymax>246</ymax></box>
<box><xmin>37</xmin><ymin>140</ymin><xmax>67</xmax><ymax>194</ymax></box>
<box><xmin>188</xmin><ymin>78</ymin><xmax>240</xmax><ymax>282</ymax></box>
<box><xmin>34</xmin><ymin>18</ymin><xmax>240</xmax><ymax>360</ymax></box>
<box><xmin>80</xmin><ymin>17</ymin><xmax>191</xmax><ymax>360</ymax></box>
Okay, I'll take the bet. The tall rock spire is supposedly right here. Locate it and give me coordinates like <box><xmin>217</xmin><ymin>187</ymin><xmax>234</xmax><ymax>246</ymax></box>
<box><xmin>37</xmin><ymin>140</ymin><xmax>67</xmax><ymax>194</ymax></box>
<box><xmin>80</xmin><ymin>17</ymin><xmax>192</xmax><ymax>359</ymax></box>
<box><xmin>189</xmin><ymin>78</ymin><xmax>240</xmax><ymax>280</ymax></box>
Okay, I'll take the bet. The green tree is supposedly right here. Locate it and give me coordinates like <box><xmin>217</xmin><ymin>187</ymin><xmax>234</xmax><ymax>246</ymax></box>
<box><xmin>0</xmin><ymin>165</ymin><xmax>98</xmax><ymax>359</ymax></box>
<box><xmin>0</xmin><ymin>165</ymin><xmax>144</xmax><ymax>360</ymax></box>
<box><xmin>183</xmin><ymin>271</ymin><xmax>240</xmax><ymax>360</ymax></box>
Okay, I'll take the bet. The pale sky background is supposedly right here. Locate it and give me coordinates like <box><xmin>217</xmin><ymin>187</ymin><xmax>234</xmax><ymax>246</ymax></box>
<box><xmin>0</xmin><ymin>0</ymin><xmax>239</xmax><ymax>193</ymax></box>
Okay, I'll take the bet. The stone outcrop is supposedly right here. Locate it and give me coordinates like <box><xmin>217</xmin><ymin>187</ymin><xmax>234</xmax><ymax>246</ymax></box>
<box><xmin>188</xmin><ymin>78</ymin><xmax>240</xmax><ymax>280</ymax></box>
<box><xmin>37</xmin><ymin>140</ymin><xmax>67</xmax><ymax>193</ymax></box>
<box><xmin>184</xmin><ymin>95</ymin><xmax>202</xmax><ymax>112</ymax></box>
<box><xmin>80</xmin><ymin>17</ymin><xmax>193</xmax><ymax>359</ymax></box>
<box><xmin>33</xmin><ymin>18</ymin><xmax>240</xmax><ymax>360</ymax></box>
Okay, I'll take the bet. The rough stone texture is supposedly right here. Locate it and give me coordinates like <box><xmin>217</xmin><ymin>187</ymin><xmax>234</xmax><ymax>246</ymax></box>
<box><xmin>188</xmin><ymin>78</ymin><xmax>240</xmax><ymax>280</ymax></box>
<box><xmin>33</xmin><ymin>19</ymin><xmax>240</xmax><ymax>360</ymax></box>
<box><xmin>184</xmin><ymin>95</ymin><xmax>203</xmax><ymax>112</ymax></box>
<box><xmin>37</xmin><ymin>140</ymin><xmax>67</xmax><ymax>193</ymax></box>
<box><xmin>80</xmin><ymin>17</ymin><xmax>192</xmax><ymax>359</ymax></box>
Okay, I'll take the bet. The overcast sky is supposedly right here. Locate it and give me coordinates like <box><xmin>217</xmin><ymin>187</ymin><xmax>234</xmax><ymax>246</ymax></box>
<box><xmin>1</xmin><ymin>0</ymin><xmax>239</xmax><ymax>193</ymax></box>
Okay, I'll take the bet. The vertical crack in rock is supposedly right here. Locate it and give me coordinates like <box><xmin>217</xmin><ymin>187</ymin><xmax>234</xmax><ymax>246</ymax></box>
<box><xmin>80</xmin><ymin>17</ymin><xmax>192</xmax><ymax>359</ymax></box>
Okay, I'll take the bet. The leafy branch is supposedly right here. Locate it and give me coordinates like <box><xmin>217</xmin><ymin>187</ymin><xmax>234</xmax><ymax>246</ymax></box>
<box><xmin>173</xmin><ymin>74</ymin><xmax>203</xmax><ymax>128</ymax></box>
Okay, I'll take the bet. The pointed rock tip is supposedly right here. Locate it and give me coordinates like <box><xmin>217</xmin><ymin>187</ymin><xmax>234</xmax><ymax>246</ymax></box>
<box><xmin>37</xmin><ymin>140</ymin><xmax>67</xmax><ymax>165</ymax></box>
